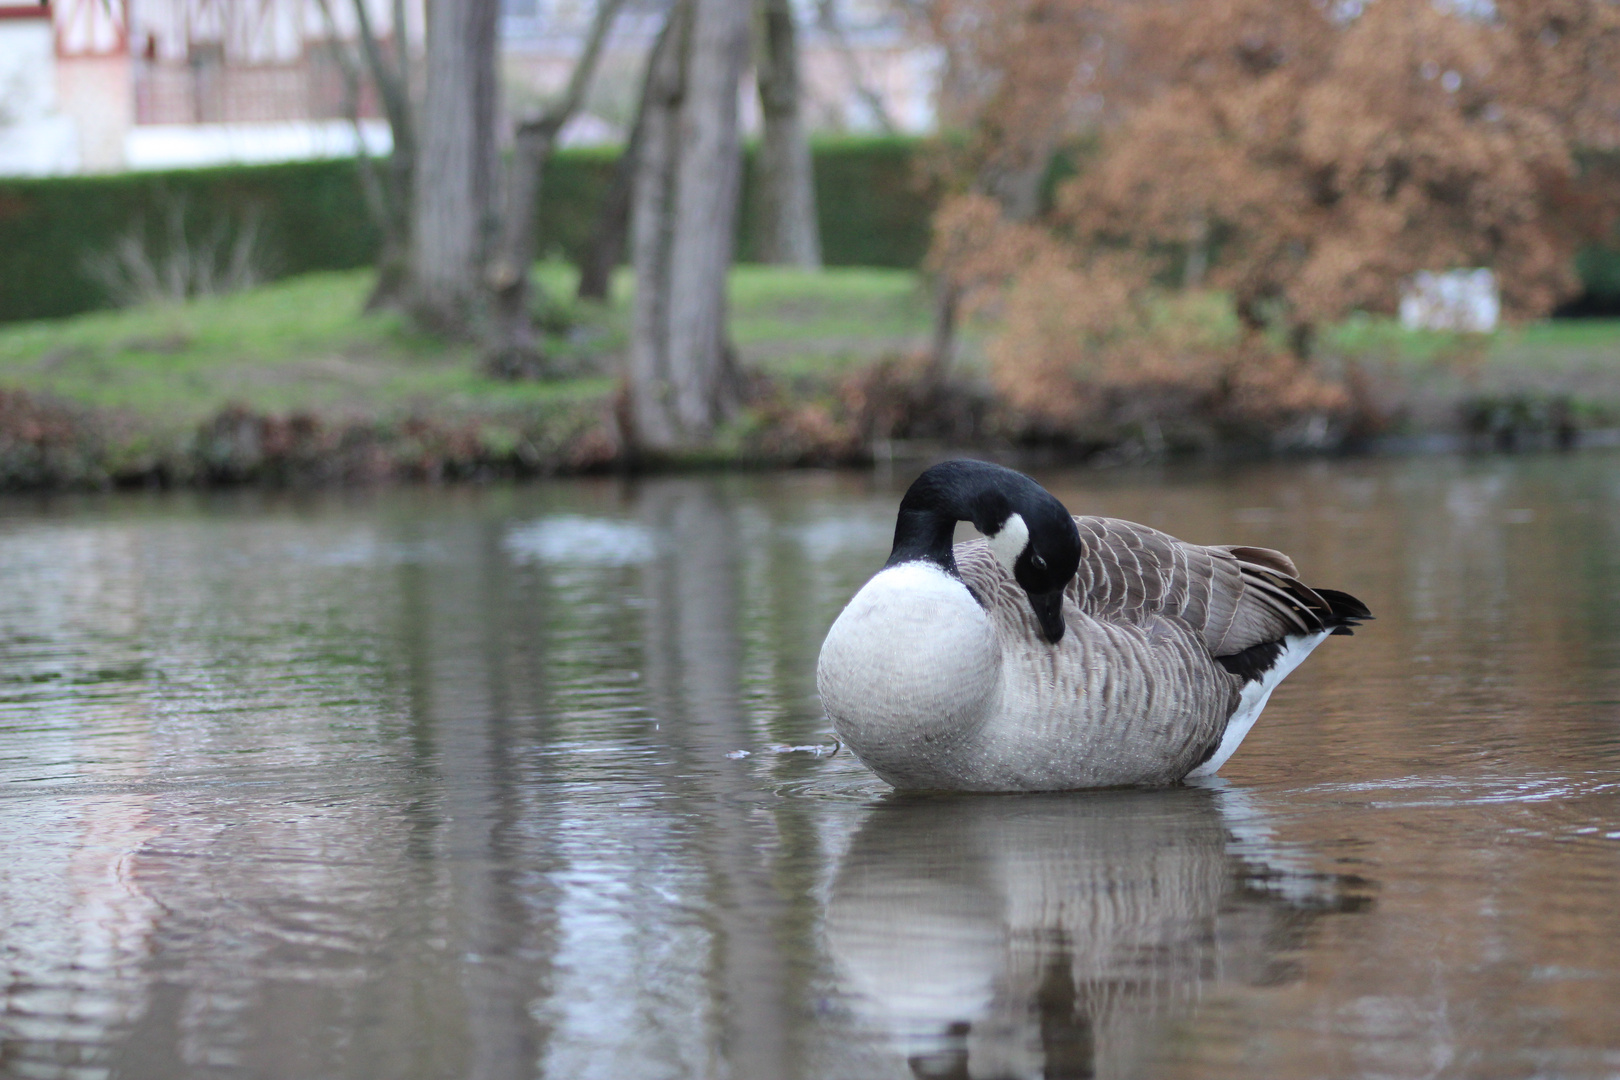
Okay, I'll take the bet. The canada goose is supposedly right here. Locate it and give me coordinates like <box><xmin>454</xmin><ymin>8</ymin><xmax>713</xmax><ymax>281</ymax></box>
<box><xmin>816</xmin><ymin>459</ymin><xmax>1370</xmax><ymax>791</ymax></box>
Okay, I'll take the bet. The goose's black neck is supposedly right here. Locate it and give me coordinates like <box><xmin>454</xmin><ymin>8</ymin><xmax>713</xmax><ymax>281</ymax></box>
<box><xmin>885</xmin><ymin>460</ymin><xmax>1019</xmax><ymax>573</ymax></box>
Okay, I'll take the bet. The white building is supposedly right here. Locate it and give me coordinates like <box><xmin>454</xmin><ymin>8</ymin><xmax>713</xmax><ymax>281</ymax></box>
<box><xmin>0</xmin><ymin>0</ymin><xmax>408</xmax><ymax>174</ymax></box>
<box><xmin>0</xmin><ymin>3</ymin><xmax>79</xmax><ymax>173</ymax></box>
<box><xmin>0</xmin><ymin>0</ymin><xmax>938</xmax><ymax>177</ymax></box>
<box><xmin>1400</xmin><ymin>269</ymin><xmax>1500</xmax><ymax>334</ymax></box>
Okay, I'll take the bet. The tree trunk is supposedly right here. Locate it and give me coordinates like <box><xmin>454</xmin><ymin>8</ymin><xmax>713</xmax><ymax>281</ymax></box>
<box><xmin>628</xmin><ymin>0</ymin><xmax>750</xmax><ymax>453</ymax></box>
<box><xmin>574</xmin><ymin>125</ymin><xmax>638</xmax><ymax>303</ymax></box>
<box><xmin>577</xmin><ymin>11</ymin><xmax>686</xmax><ymax>304</ymax></box>
<box><xmin>926</xmin><ymin>279</ymin><xmax>958</xmax><ymax>387</ymax></box>
<box><xmin>332</xmin><ymin>0</ymin><xmax>416</xmax><ymax>312</ymax></box>
<box><xmin>484</xmin><ymin>0</ymin><xmax>624</xmax><ymax>378</ymax></box>
<box><xmin>753</xmin><ymin>0</ymin><xmax>821</xmax><ymax>267</ymax></box>
<box><xmin>1183</xmin><ymin>213</ymin><xmax>1209</xmax><ymax>290</ymax></box>
<box><xmin>483</xmin><ymin>124</ymin><xmax>559</xmax><ymax>377</ymax></box>
<box><xmin>377</xmin><ymin>0</ymin><xmax>414</xmax><ymax>310</ymax></box>
<box><xmin>408</xmin><ymin>0</ymin><xmax>499</xmax><ymax>338</ymax></box>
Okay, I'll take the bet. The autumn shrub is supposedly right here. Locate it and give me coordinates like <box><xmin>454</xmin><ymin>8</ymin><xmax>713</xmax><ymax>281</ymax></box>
<box><xmin>933</xmin><ymin>194</ymin><xmax>1350</xmax><ymax>448</ymax></box>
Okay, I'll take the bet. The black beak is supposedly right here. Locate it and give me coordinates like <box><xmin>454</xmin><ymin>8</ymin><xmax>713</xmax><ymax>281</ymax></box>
<box><xmin>1027</xmin><ymin>588</ymin><xmax>1066</xmax><ymax>644</ymax></box>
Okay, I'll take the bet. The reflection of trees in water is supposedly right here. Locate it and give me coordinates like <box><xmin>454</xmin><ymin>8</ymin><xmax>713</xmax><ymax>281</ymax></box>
<box><xmin>635</xmin><ymin>477</ymin><xmax>798</xmax><ymax>1079</ymax></box>
<box><xmin>825</xmin><ymin>788</ymin><xmax>1372</xmax><ymax>1080</ymax></box>
<box><xmin>389</xmin><ymin>516</ymin><xmax>556</xmax><ymax>1080</ymax></box>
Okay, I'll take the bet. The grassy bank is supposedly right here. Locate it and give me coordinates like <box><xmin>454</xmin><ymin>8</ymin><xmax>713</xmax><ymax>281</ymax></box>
<box><xmin>1320</xmin><ymin>315</ymin><xmax>1620</xmax><ymax>443</ymax></box>
<box><xmin>0</xmin><ymin>264</ymin><xmax>935</xmax><ymax>422</ymax></box>
<box><xmin>0</xmin><ymin>263</ymin><xmax>1617</xmax><ymax>489</ymax></box>
<box><xmin>0</xmin><ymin>265</ymin><xmax>937</xmax><ymax>487</ymax></box>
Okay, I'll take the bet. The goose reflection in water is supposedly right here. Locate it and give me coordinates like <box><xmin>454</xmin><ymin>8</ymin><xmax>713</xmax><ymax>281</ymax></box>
<box><xmin>824</xmin><ymin>784</ymin><xmax>1373</xmax><ymax>1080</ymax></box>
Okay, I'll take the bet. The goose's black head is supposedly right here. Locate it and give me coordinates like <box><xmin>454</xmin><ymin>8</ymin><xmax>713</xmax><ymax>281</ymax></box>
<box><xmin>886</xmin><ymin>459</ymin><xmax>1083</xmax><ymax>644</ymax></box>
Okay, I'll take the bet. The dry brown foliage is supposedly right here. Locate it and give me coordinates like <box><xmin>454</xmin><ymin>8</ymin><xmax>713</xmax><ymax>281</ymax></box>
<box><xmin>932</xmin><ymin>192</ymin><xmax>1348</xmax><ymax>440</ymax></box>
<box><xmin>922</xmin><ymin>0</ymin><xmax>1134</xmax><ymax>217</ymax></box>
<box><xmin>1070</xmin><ymin>0</ymin><xmax>1620</xmax><ymax>326</ymax></box>
<box><xmin>739</xmin><ymin>349</ymin><xmax>996</xmax><ymax>465</ymax></box>
<box><xmin>921</xmin><ymin>0</ymin><xmax>1620</xmax><ymax>444</ymax></box>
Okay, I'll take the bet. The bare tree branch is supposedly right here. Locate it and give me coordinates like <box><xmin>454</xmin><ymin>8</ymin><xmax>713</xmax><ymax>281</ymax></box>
<box><xmin>520</xmin><ymin>0</ymin><xmax>628</xmax><ymax>142</ymax></box>
<box><xmin>351</xmin><ymin>0</ymin><xmax>413</xmax><ymax>150</ymax></box>
<box><xmin>754</xmin><ymin>0</ymin><xmax>822</xmax><ymax>266</ymax></box>
<box><xmin>814</xmin><ymin>0</ymin><xmax>898</xmax><ymax>134</ymax></box>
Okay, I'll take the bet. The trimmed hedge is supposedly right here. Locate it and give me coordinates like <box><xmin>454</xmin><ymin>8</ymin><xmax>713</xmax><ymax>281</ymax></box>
<box><xmin>744</xmin><ymin>136</ymin><xmax>936</xmax><ymax>268</ymax></box>
<box><xmin>13</xmin><ymin>133</ymin><xmax>1608</xmax><ymax>324</ymax></box>
<box><xmin>0</xmin><ymin>136</ymin><xmax>935</xmax><ymax>323</ymax></box>
<box><xmin>0</xmin><ymin>158</ymin><xmax>380</xmax><ymax>322</ymax></box>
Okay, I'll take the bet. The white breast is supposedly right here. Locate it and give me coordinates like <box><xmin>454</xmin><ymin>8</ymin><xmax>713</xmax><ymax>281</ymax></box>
<box><xmin>816</xmin><ymin>562</ymin><xmax>1003</xmax><ymax>788</ymax></box>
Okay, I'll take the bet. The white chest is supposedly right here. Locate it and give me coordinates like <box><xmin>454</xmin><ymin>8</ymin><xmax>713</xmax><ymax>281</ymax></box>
<box><xmin>816</xmin><ymin>563</ymin><xmax>1003</xmax><ymax>785</ymax></box>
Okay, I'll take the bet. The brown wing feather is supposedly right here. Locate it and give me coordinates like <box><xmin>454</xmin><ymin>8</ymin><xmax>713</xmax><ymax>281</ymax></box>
<box><xmin>1214</xmin><ymin>545</ymin><xmax>1298</xmax><ymax>578</ymax></box>
<box><xmin>1068</xmin><ymin>517</ymin><xmax>1350</xmax><ymax>657</ymax></box>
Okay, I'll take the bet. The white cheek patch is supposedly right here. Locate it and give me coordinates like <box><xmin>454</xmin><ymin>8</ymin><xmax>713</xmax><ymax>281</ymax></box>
<box><xmin>987</xmin><ymin>512</ymin><xmax>1029</xmax><ymax>575</ymax></box>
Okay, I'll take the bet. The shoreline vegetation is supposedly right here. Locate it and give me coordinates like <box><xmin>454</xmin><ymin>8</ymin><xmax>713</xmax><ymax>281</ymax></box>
<box><xmin>2</xmin><ymin>264</ymin><xmax>1619</xmax><ymax>492</ymax></box>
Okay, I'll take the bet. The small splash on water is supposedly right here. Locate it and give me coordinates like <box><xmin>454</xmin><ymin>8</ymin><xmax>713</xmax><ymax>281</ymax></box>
<box><xmin>727</xmin><ymin>743</ymin><xmax>841</xmax><ymax>760</ymax></box>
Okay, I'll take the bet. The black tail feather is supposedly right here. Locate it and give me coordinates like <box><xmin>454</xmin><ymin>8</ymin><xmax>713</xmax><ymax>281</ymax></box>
<box><xmin>1314</xmin><ymin>587</ymin><xmax>1372</xmax><ymax>635</ymax></box>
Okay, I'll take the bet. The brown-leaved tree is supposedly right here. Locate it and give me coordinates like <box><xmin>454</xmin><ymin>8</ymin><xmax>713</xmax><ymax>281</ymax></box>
<box><xmin>923</xmin><ymin>0</ymin><xmax>1620</xmax><ymax>435</ymax></box>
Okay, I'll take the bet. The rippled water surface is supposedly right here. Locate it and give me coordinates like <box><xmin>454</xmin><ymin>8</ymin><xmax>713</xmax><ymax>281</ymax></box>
<box><xmin>3</xmin><ymin>453</ymin><xmax>1620</xmax><ymax>1080</ymax></box>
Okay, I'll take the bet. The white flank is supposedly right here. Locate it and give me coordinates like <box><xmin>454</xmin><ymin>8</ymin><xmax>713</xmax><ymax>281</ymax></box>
<box><xmin>1185</xmin><ymin>630</ymin><xmax>1331</xmax><ymax>778</ymax></box>
<box><xmin>986</xmin><ymin>512</ymin><xmax>1029</xmax><ymax>575</ymax></box>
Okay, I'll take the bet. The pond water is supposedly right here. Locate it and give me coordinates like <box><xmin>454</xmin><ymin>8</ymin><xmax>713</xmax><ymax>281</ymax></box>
<box><xmin>3</xmin><ymin>452</ymin><xmax>1620</xmax><ymax>1080</ymax></box>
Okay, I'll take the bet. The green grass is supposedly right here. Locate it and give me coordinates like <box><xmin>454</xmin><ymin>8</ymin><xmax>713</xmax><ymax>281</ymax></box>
<box><xmin>4</xmin><ymin>262</ymin><xmax>1616</xmax><ymax>438</ymax></box>
<box><xmin>727</xmin><ymin>265</ymin><xmax>933</xmax><ymax>371</ymax></box>
<box><xmin>0</xmin><ymin>270</ymin><xmax>608</xmax><ymax>427</ymax></box>
<box><xmin>0</xmin><ymin>263</ymin><xmax>933</xmax><ymax>428</ymax></box>
<box><xmin>1323</xmin><ymin>310</ymin><xmax>1620</xmax><ymax>365</ymax></box>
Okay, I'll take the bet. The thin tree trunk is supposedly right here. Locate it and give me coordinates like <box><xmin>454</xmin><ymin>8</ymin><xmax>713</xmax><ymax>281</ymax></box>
<box><xmin>577</xmin><ymin>11</ymin><xmax>685</xmax><ymax>304</ymax></box>
<box><xmin>926</xmin><ymin>279</ymin><xmax>957</xmax><ymax>386</ymax></box>
<box><xmin>628</xmin><ymin>0</ymin><xmax>750</xmax><ymax>452</ymax></box>
<box><xmin>313</xmin><ymin>0</ymin><xmax>381</xmax><ymax>221</ymax></box>
<box><xmin>340</xmin><ymin>0</ymin><xmax>416</xmax><ymax>312</ymax></box>
<box><xmin>753</xmin><ymin>0</ymin><xmax>821</xmax><ymax>267</ymax></box>
<box><xmin>1183</xmin><ymin>213</ymin><xmax>1208</xmax><ymax>289</ymax></box>
<box><xmin>379</xmin><ymin>0</ymin><xmax>415</xmax><ymax>312</ymax></box>
<box><xmin>485</xmin><ymin>0</ymin><xmax>625</xmax><ymax>378</ymax></box>
<box><xmin>575</xmin><ymin>123</ymin><xmax>640</xmax><ymax>302</ymax></box>
<box><xmin>408</xmin><ymin>0</ymin><xmax>499</xmax><ymax>337</ymax></box>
